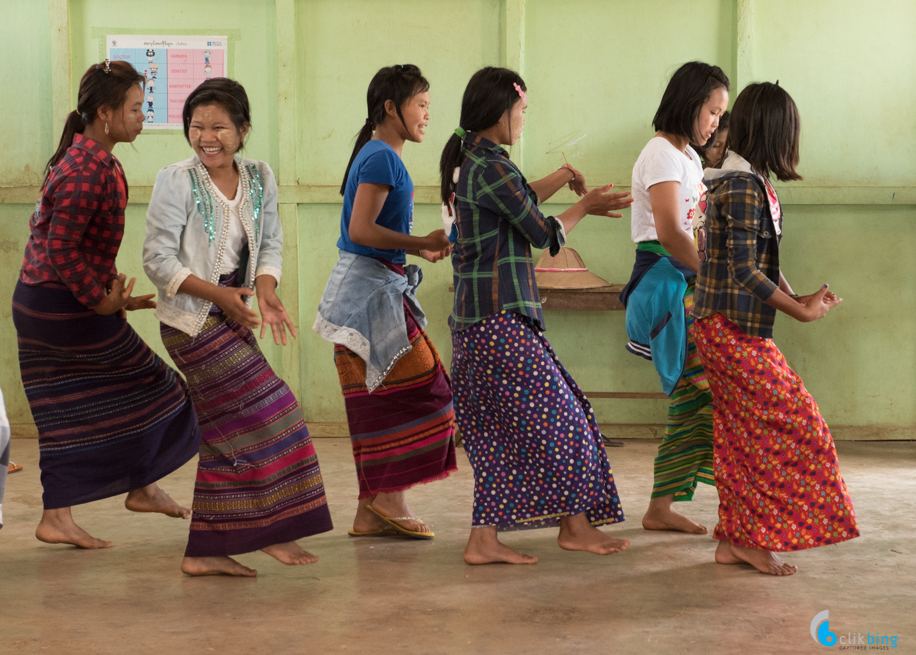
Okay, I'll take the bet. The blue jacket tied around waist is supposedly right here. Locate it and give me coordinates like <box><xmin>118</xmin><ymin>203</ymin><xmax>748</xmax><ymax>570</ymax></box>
<box><xmin>620</xmin><ymin>250</ymin><xmax>691</xmax><ymax>396</ymax></box>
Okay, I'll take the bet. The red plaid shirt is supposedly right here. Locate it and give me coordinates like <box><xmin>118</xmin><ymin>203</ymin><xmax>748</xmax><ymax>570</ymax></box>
<box><xmin>20</xmin><ymin>134</ymin><xmax>127</xmax><ymax>308</ymax></box>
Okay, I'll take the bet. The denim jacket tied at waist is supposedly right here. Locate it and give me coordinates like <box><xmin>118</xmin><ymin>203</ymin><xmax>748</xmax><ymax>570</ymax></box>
<box><xmin>312</xmin><ymin>250</ymin><xmax>426</xmax><ymax>393</ymax></box>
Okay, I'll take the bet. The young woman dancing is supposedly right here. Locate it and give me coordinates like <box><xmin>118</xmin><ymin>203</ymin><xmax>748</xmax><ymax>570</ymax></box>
<box><xmin>441</xmin><ymin>67</ymin><xmax>634</xmax><ymax>564</ymax></box>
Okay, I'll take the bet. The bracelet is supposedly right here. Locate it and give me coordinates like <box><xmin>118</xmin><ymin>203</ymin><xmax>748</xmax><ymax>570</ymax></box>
<box><xmin>558</xmin><ymin>164</ymin><xmax>576</xmax><ymax>182</ymax></box>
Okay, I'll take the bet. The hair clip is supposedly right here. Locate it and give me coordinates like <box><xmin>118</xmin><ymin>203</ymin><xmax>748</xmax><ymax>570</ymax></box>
<box><xmin>103</xmin><ymin>59</ymin><xmax>111</xmax><ymax>74</ymax></box>
<box><xmin>365</xmin><ymin>117</ymin><xmax>375</xmax><ymax>129</ymax></box>
<box><xmin>454</xmin><ymin>127</ymin><xmax>466</xmax><ymax>138</ymax></box>
<box><xmin>513</xmin><ymin>82</ymin><xmax>527</xmax><ymax>103</ymax></box>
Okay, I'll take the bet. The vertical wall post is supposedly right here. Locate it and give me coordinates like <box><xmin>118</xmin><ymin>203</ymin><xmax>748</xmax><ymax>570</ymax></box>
<box><xmin>736</xmin><ymin>0</ymin><xmax>755</xmax><ymax>90</ymax></box>
<box><xmin>275</xmin><ymin>0</ymin><xmax>302</xmax><ymax>399</ymax></box>
<box><xmin>48</xmin><ymin>0</ymin><xmax>72</xmax><ymax>131</ymax></box>
<box><xmin>503</xmin><ymin>0</ymin><xmax>526</xmax><ymax>169</ymax></box>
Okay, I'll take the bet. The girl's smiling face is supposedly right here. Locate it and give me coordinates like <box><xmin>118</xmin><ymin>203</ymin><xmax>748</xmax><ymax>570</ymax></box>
<box><xmin>188</xmin><ymin>103</ymin><xmax>248</xmax><ymax>171</ymax></box>
<box><xmin>694</xmin><ymin>86</ymin><xmax>728</xmax><ymax>146</ymax></box>
<box><xmin>400</xmin><ymin>91</ymin><xmax>430</xmax><ymax>143</ymax></box>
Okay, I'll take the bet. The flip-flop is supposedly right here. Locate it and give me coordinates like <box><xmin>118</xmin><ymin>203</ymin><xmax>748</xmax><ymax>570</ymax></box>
<box><xmin>366</xmin><ymin>505</ymin><xmax>434</xmax><ymax>539</ymax></box>
<box><xmin>347</xmin><ymin>526</ymin><xmax>399</xmax><ymax>538</ymax></box>
<box><xmin>7</xmin><ymin>462</ymin><xmax>23</xmax><ymax>473</ymax></box>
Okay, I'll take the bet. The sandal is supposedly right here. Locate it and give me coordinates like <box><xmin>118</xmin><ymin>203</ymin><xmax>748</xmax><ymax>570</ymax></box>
<box><xmin>347</xmin><ymin>525</ymin><xmax>399</xmax><ymax>538</ymax></box>
<box><xmin>366</xmin><ymin>505</ymin><xmax>434</xmax><ymax>539</ymax></box>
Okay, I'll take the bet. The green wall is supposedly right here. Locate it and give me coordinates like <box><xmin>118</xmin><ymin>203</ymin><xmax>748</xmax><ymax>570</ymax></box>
<box><xmin>1</xmin><ymin>0</ymin><xmax>913</xmax><ymax>437</ymax></box>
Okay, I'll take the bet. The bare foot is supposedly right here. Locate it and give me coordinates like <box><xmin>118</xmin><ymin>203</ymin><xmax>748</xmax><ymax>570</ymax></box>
<box><xmin>714</xmin><ymin>539</ymin><xmax>741</xmax><ymax>565</ymax></box>
<box><xmin>642</xmin><ymin>496</ymin><xmax>707</xmax><ymax>534</ymax></box>
<box><xmin>181</xmin><ymin>556</ymin><xmax>257</xmax><ymax>577</ymax></box>
<box><xmin>352</xmin><ymin>495</ymin><xmax>390</xmax><ymax>533</ymax></box>
<box><xmin>464</xmin><ymin>527</ymin><xmax>537</xmax><ymax>565</ymax></box>
<box><xmin>557</xmin><ymin>513</ymin><xmax>630</xmax><ymax>555</ymax></box>
<box><xmin>261</xmin><ymin>541</ymin><xmax>319</xmax><ymax>565</ymax></box>
<box><xmin>35</xmin><ymin>508</ymin><xmax>112</xmax><ymax>549</ymax></box>
<box><xmin>125</xmin><ymin>483</ymin><xmax>190</xmax><ymax>519</ymax></box>
<box><xmin>369</xmin><ymin>491</ymin><xmax>432</xmax><ymax>535</ymax></box>
<box><xmin>729</xmin><ymin>543</ymin><xmax>797</xmax><ymax>576</ymax></box>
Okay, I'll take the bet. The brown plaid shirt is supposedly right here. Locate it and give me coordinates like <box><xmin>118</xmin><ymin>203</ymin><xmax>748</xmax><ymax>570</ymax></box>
<box><xmin>691</xmin><ymin>172</ymin><xmax>782</xmax><ymax>338</ymax></box>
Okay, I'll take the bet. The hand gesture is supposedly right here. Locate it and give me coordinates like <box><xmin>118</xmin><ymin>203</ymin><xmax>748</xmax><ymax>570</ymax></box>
<box><xmin>418</xmin><ymin>245</ymin><xmax>451</xmax><ymax>263</ymax></box>
<box><xmin>796</xmin><ymin>285</ymin><xmax>842</xmax><ymax>322</ymax></box>
<box><xmin>563</xmin><ymin>165</ymin><xmax>588</xmax><ymax>197</ymax></box>
<box><xmin>423</xmin><ymin>229</ymin><xmax>451</xmax><ymax>252</ymax></box>
<box><xmin>257</xmin><ymin>290</ymin><xmax>297</xmax><ymax>346</ymax></box>
<box><xmin>126</xmin><ymin>293</ymin><xmax>157</xmax><ymax>311</ymax></box>
<box><xmin>581</xmin><ymin>184</ymin><xmax>634</xmax><ymax>218</ymax></box>
<box><xmin>214</xmin><ymin>286</ymin><xmax>260</xmax><ymax>329</ymax></box>
<box><xmin>94</xmin><ymin>274</ymin><xmax>135</xmax><ymax>316</ymax></box>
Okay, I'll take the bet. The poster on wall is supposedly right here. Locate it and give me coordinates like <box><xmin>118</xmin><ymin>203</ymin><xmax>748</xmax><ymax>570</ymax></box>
<box><xmin>107</xmin><ymin>35</ymin><xmax>228</xmax><ymax>129</ymax></box>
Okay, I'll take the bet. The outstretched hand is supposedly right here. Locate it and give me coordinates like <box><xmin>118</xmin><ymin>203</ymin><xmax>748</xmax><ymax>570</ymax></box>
<box><xmin>126</xmin><ymin>293</ymin><xmax>157</xmax><ymax>311</ymax></box>
<box><xmin>581</xmin><ymin>184</ymin><xmax>634</xmax><ymax>218</ymax></box>
<box><xmin>257</xmin><ymin>290</ymin><xmax>297</xmax><ymax>346</ymax></box>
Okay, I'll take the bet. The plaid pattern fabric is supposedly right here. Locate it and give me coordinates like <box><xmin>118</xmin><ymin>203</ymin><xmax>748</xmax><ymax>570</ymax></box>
<box><xmin>20</xmin><ymin>134</ymin><xmax>127</xmax><ymax>308</ymax></box>
<box><xmin>691</xmin><ymin>172</ymin><xmax>782</xmax><ymax>338</ymax></box>
<box><xmin>450</xmin><ymin>134</ymin><xmax>564</xmax><ymax>332</ymax></box>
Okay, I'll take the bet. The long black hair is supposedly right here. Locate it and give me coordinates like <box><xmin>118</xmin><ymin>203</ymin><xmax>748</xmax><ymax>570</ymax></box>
<box><xmin>46</xmin><ymin>60</ymin><xmax>145</xmax><ymax>173</ymax></box>
<box><xmin>728</xmin><ymin>83</ymin><xmax>802</xmax><ymax>181</ymax></box>
<box><xmin>439</xmin><ymin>67</ymin><xmax>526</xmax><ymax>204</ymax></box>
<box><xmin>652</xmin><ymin>61</ymin><xmax>729</xmax><ymax>146</ymax></box>
<box><xmin>339</xmin><ymin>64</ymin><xmax>429</xmax><ymax>195</ymax></box>
<box><xmin>182</xmin><ymin>77</ymin><xmax>252</xmax><ymax>151</ymax></box>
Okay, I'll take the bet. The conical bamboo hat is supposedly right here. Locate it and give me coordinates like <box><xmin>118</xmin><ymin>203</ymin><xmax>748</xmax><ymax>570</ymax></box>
<box><xmin>534</xmin><ymin>247</ymin><xmax>611</xmax><ymax>290</ymax></box>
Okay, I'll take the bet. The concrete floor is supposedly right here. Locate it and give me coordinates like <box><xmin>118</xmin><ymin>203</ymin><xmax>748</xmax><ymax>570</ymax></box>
<box><xmin>0</xmin><ymin>437</ymin><xmax>913</xmax><ymax>655</ymax></box>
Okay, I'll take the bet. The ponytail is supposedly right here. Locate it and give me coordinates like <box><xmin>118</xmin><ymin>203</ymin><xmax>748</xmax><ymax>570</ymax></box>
<box><xmin>340</xmin><ymin>64</ymin><xmax>430</xmax><ymax>196</ymax></box>
<box><xmin>46</xmin><ymin>110</ymin><xmax>87</xmax><ymax>173</ymax></box>
<box><xmin>438</xmin><ymin>133</ymin><xmax>464</xmax><ymax>204</ymax></box>
<box><xmin>339</xmin><ymin>121</ymin><xmax>376</xmax><ymax>196</ymax></box>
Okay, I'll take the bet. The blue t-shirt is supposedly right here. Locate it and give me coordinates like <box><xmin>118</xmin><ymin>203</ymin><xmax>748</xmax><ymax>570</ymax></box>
<box><xmin>337</xmin><ymin>140</ymin><xmax>414</xmax><ymax>264</ymax></box>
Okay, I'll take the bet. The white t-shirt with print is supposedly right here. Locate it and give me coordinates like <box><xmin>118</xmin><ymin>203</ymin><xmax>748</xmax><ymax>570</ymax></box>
<box><xmin>630</xmin><ymin>136</ymin><xmax>705</xmax><ymax>243</ymax></box>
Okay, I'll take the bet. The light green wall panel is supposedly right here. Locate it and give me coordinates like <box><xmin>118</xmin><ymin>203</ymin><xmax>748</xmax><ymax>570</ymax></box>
<box><xmin>754</xmin><ymin>0</ymin><xmax>916</xmax><ymax>187</ymax></box>
<box><xmin>523</xmin><ymin>0</ymin><xmax>736</xmax><ymax>185</ymax></box>
<box><xmin>295</xmin><ymin>0</ymin><xmax>504</xmax><ymax>189</ymax></box>
<box><xmin>0</xmin><ymin>2</ymin><xmax>53</xmax><ymax>186</ymax></box>
<box><xmin>1</xmin><ymin>0</ymin><xmax>913</xmax><ymax>435</ymax></box>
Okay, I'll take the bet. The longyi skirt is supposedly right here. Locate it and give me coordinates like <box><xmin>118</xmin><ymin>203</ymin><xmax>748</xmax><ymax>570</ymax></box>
<box><xmin>162</xmin><ymin>273</ymin><xmax>332</xmax><ymax>557</ymax></box>
<box><xmin>13</xmin><ymin>281</ymin><xmax>200</xmax><ymax>509</ymax></box>
<box><xmin>451</xmin><ymin>311</ymin><xmax>624</xmax><ymax>531</ymax></box>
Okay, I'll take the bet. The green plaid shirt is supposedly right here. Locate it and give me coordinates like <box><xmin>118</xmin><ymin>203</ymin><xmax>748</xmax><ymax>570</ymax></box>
<box><xmin>449</xmin><ymin>134</ymin><xmax>565</xmax><ymax>332</ymax></box>
<box><xmin>691</xmin><ymin>172</ymin><xmax>782</xmax><ymax>338</ymax></box>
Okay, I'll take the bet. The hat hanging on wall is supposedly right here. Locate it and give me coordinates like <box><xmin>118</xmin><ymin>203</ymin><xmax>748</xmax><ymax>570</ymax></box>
<box><xmin>535</xmin><ymin>247</ymin><xmax>611</xmax><ymax>290</ymax></box>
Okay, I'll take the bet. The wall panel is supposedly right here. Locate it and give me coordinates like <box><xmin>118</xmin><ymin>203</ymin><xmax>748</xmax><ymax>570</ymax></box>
<box><xmin>0</xmin><ymin>0</ymin><xmax>912</xmax><ymax>436</ymax></box>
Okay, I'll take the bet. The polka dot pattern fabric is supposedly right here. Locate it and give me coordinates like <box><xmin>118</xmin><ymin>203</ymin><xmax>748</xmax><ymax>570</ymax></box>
<box><xmin>451</xmin><ymin>311</ymin><xmax>624</xmax><ymax>531</ymax></box>
<box><xmin>694</xmin><ymin>313</ymin><xmax>860</xmax><ymax>552</ymax></box>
